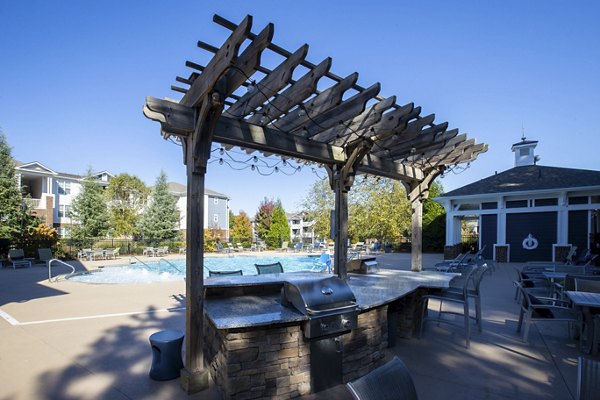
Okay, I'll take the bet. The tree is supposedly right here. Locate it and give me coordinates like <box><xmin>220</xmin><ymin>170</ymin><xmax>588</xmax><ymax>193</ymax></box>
<box><xmin>69</xmin><ymin>168</ymin><xmax>110</xmax><ymax>248</ymax></box>
<box><xmin>422</xmin><ymin>180</ymin><xmax>446</xmax><ymax>252</ymax></box>
<box><xmin>349</xmin><ymin>177</ymin><xmax>411</xmax><ymax>244</ymax></box>
<box><xmin>138</xmin><ymin>171</ymin><xmax>180</xmax><ymax>242</ymax></box>
<box><xmin>300</xmin><ymin>179</ymin><xmax>334</xmax><ymax>241</ymax></box>
<box><xmin>0</xmin><ymin>132</ymin><xmax>22</xmax><ymax>242</ymax></box>
<box><xmin>231</xmin><ymin>211</ymin><xmax>253</xmax><ymax>247</ymax></box>
<box><xmin>105</xmin><ymin>173</ymin><xmax>149</xmax><ymax>238</ymax></box>
<box><xmin>265</xmin><ymin>200</ymin><xmax>290</xmax><ymax>249</ymax></box>
<box><xmin>254</xmin><ymin>197</ymin><xmax>275</xmax><ymax>240</ymax></box>
<box><xmin>228</xmin><ymin>209</ymin><xmax>235</xmax><ymax>231</ymax></box>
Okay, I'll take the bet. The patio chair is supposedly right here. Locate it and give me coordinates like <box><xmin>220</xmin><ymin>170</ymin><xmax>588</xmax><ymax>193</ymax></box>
<box><xmin>216</xmin><ymin>243</ymin><xmax>231</xmax><ymax>254</ymax></box>
<box><xmin>279</xmin><ymin>241</ymin><xmax>289</xmax><ymax>252</ymax></box>
<box><xmin>8</xmin><ymin>249</ymin><xmax>32</xmax><ymax>269</ymax></box>
<box><xmin>37</xmin><ymin>248</ymin><xmax>53</xmax><ymax>267</ymax></box>
<box><xmin>143</xmin><ymin>247</ymin><xmax>154</xmax><ymax>256</ymax></box>
<box><xmin>575</xmin><ymin>278</ymin><xmax>600</xmax><ymax>293</ymax></box>
<box><xmin>513</xmin><ymin>266</ymin><xmax>553</xmax><ymax>301</ymax></box>
<box><xmin>105</xmin><ymin>247</ymin><xmax>120</xmax><ymax>260</ymax></box>
<box><xmin>346</xmin><ymin>356</ymin><xmax>418</xmax><ymax>400</ymax></box>
<box><xmin>294</xmin><ymin>242</ymin><xmax>304</xmax><ymax>252</ymax></box>
<box><xmin>577</xmin><ymin>356</ymin><xmax>600</xmax><ymax>400</ymax></box>
<box><xmin>419</xmin><ymin>264</ymin><xmax>479</xmax><ymax>348</ymax></box>
<box><xmin>235</xmin><ymin>243</ymin><xmax>244</xmax><ymax>252</ymax></box>
<box><xmin>255</xmin><ymin>262</ymin><xmax>283</xmax><ymax>275</ymax></box>
<box><xmin>440</xmin><ymin>261</ymin><xmax>490</xmax><ymax>333</ymax></box>
<box><xmin>514</xmin><ymin>282</ymin><xmax>579</xmax><ymax>342</ymax></box>
<box><xmin>208</xmin><ymin>269</ymin><xmax>243</xmax><ymax>277</ymax></box>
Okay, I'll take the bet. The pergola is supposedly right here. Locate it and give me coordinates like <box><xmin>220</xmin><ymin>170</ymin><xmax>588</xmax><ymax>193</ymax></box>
<box><xmin>143</xmin><ymin>14</ymin><xmax>487</xmax><ymax>392</ymax></box>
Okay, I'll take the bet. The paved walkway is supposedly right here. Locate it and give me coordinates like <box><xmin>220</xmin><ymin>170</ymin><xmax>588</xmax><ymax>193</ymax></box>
<box><xmin>0</xmin><ymin>253</ymin><xmax>590</xmax><ymax>399</ymax></box>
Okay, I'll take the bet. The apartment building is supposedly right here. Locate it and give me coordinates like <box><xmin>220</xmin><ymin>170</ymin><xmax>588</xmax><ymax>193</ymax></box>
<box><xmin>14</xmin><ymin>161</ymin><xmax>229</xmax><ymax>239</ymax></box>
<box><xmin>286</xmin><ymin>212</ymin><xmax>315</xmax><ymax>244</ymax></box>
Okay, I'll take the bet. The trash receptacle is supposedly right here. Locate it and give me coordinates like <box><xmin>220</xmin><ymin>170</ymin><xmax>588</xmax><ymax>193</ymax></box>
<box><xmin>149</xmin><ymin>330</ymin><xmax>184</xmax><ymax>381</ymax></box>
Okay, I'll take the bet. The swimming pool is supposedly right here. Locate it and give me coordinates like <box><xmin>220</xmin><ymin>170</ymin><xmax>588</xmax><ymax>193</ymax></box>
<box><xmin>67</xmin><ymin>255</ymin><xmax>322</xmax><ymax>284</ymax></box>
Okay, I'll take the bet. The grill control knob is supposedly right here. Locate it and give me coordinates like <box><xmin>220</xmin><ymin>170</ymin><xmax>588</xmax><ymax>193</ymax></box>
<box><xmin>341</xmin><ymin>319</ymin><xmax>352</xmax><ymax>329</ymax></box>
<box><xmin>320</xmin><ymin>322</ymin><xmax>329</xmax><ymax>331</ymax></box>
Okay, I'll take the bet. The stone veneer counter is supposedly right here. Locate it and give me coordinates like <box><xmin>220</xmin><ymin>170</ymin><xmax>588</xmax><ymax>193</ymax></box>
<box><xmin>204</xmin><ymin>269</ymin><xmax>457</xmax><ymax>330</ymax></box>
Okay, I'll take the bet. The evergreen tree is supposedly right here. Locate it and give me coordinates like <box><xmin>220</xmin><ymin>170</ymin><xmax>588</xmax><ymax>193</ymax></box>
<box><xmin>254</xmin><ymin>197</ymin><xmax>275</xmax><ymax>240</ymax></box>
<box><xmin>138</xmin><ymin>171</ymin><xmax>180</xmax><ymax>242</ymax></box>
<box><xmin>105</xmin><ymin>173</ymin><xmax>149</xmax><ymax>238</ymax></box>
<box><xmin>69</xmin><ymin>168</ymin><xmax>110</xmax><ymax>248</ymax></box>
<box><xmin>0</xmin><ymin>132</ymin><xmax>22</xmax><ymax>241</ymax></box>
<box><xmin>231</xmin><ymin>211</ymin><xmax>253</xmax><ymax>247</ymax></box>
<box><xmin>422</xmin><ymin>180</ymin><xmax>446</xmax><ymax>252</ymax></box>
<box><xmin>266</xmin><ymin>200</ymin><xmax>290</xmax><ymax>249</ymax></box>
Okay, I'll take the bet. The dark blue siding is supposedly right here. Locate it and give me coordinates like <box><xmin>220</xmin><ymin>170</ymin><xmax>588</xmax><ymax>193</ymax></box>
<box><xmin>506</xmin><ymin>212</ymin><xmax>557</xmax><ymax>262</ymax></box>
<box><xmin>480</xmin><ymin>214</ymin><xmax>496</xmax><ymax>260</ymax></box>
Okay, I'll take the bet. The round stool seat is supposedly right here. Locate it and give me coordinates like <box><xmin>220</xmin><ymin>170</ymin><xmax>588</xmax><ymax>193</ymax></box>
<box><xmin>149</xmin><ymin>330</ymin><xmax>184</xmax><ymax>381</ymax></box>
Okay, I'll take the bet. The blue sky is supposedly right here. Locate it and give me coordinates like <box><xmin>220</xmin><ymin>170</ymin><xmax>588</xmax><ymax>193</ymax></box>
<box><xmin>1</xmin><ymin>1</ymin><xmax>599</xmax><ymax>215</ymax></box>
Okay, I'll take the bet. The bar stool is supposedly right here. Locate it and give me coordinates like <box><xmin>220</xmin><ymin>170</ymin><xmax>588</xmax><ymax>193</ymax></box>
<box><xmin>149</xmin><ymin>330</ymin><xmax>184</xmax><ymax>380</ymax></box>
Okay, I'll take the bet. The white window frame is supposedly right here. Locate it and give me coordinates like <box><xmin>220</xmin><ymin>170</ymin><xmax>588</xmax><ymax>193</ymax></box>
<box><xmin>57</xmin><ymin>180</ymin><xmax>71</xmax><ymax>195</ymax></box>
<box><xmin>59</xmin><ymin>204</ymin><xmax>71</xmax><ymax>219</ymax></box>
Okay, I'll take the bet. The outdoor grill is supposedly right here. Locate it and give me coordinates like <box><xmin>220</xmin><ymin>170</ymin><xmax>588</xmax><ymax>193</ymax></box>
<box><xmin>282</xmin><ymin>276</ymin><xmax>360</xmax><ymax>392</ymax></box>
<box><xmin>282</xmin><ymin>276</ymin><xmax>360</xmax><ymax>339</ymax></box>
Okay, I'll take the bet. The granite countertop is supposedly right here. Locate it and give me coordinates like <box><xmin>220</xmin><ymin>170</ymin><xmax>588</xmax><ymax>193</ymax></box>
<box><xmin>204</xmin><ymin>269</ymin><xmax>458</xmax><ymax>330</ymax></box>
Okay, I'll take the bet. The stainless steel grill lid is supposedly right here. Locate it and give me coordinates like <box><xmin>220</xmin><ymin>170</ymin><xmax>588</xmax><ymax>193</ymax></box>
<box><xmin>283</xmin><ymin>276</ymin><xmax>357</xmax><ymax>316</ymax></box>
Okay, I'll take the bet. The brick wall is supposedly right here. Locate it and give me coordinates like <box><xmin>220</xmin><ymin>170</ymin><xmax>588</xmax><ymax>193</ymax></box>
<box><xmin>204</xmin><ymin>305</ymin><xmax>393</xmax><ymax>399</ymax></box>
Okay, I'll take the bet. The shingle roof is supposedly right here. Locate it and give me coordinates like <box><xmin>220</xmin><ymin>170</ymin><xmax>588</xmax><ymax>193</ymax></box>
<box><xmin>166</xmin><ymin>182</ymin><xmax>229</xmax><ymax>199</ymax></box>
<box><xmin>443</xmin><ymin>165</ymin><xmax>600</xmax><ymax>197</ymax></box>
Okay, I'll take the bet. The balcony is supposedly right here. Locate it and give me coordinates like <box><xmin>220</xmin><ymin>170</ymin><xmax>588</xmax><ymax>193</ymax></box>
<box><xmin>23</xmin><ymin>198</ymin><xmax>41</xmax><ymax>209</ymax></box>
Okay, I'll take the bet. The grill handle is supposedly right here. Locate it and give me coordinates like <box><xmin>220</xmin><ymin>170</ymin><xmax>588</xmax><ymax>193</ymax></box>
<box><xmin>305</xmin><ymin>303</ymin><xmax>358</xmax><ymax>316</ymax></box>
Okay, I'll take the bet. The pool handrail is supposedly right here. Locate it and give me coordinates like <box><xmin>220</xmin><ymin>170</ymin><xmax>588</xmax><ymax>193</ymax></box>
<box><xmin>129</xmin><ymin>255</ymin><xmax>153</xmax><ymax>270</ymax></box>
<box><xmin>158</xmin><ymin>258</ymin><xmax>184</xmax><ymax>274</ymax></box>
<box><xmin>48</xmin><ymin>259</ymin><xmax>76</xmax><ymax>282</ymax></box>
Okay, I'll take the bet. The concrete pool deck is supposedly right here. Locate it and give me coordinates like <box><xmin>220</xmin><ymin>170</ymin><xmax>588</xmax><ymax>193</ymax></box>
<box><xmin>0</xmin><ymin>252</ymin><xmax>591</xmax><ymax>399</ymax></box>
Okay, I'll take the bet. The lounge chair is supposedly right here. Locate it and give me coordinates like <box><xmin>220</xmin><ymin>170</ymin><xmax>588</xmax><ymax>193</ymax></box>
<box><xmin>8</xmin><ymin>249</ymin><xmax>32</xmax><ymax>269</ymax></box>
<box><xmin>255</xmin><ymin>262</ymin><xmax>284</xmax><ymax>275</ymax></box>
<box><xmin>311</xmin><ymin>253</ymin><xmax>331</xmax><ymax>273</ymax></box>
<box><xmin>293</xmin><ymin>242</ymin><xmax>304</xmax><ymax>252</ymax></box>
<box><xmin>279</xmin><ymin>241</ymin><xmax>289</xmax><ymax>252</ymax></box>
<box><xmin>37</xmin><ymin>248</ymin><xmax>53</xmax><ymax>267</ymax></box>
<box><xmin>236</xmin><ymin>243</ymin><xmax>244</xmax><ymax>252</ymax></box>
<box><xmin>143</xmin><ymin>247</ymin><xmax>154</xmax><ymax>256</ymax></box>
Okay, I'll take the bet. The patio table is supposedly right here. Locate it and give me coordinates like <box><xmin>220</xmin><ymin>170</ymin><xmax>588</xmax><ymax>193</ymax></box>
<box><xmin>566</xmin><ymin>291</ymin><xmax>600</xmax><ymax>353</ymax></box>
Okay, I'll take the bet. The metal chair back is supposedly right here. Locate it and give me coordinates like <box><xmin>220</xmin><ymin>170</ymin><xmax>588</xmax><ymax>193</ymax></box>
<box><xmin>255</xmin><ymin>262</ymin><xmax>284</xmax><ymax>275</ymax></box>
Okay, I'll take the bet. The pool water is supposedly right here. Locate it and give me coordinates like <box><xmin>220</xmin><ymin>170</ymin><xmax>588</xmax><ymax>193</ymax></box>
<box><xmin>68</xmin><ymin>255</ymin><xmax>321</xmax><ymax>284</ymax></box>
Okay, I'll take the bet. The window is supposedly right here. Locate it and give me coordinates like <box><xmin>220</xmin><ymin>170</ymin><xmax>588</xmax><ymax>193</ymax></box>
<box><xmin>519</xmin><ymin>148</ymin><xmax>530</xmax><ymax>157</ymax></box>
<box><xmin>57</xmin><ymin>180</ymin><xmax>71</xmax><ymax>195</ymax></box>
<box><xmin>535</xmin><ymin>198</ymin><xmax>558</xmax><ymax>207</ymax></box>
<box><xmin>506</xmin><ymin>200</ymin><xmax>528</xmax><ymax>209</ymax></box>
<box><xmin>59</xmin><ymin>227</ymin><xmax>70</xmax><ymax>238</ymax></box>
<box><xmin>458</xmin><ymin>203</ymin><xmax>479</xmax><ymax>211</ymax></box>
<box><xmin>213</xmin><ymin>198</ymin><xmax>219</xmax><ymax>205</ymax></box>
<box><xmin>59</xmin><ymin>204</ymin><xmax>71</xmax><ymax>219</ymax></box>
<box><xmin>213</xmin><ymin>214</ymin><xmax>218</xmax><ymax>223</ymax></box>
<box><xmin>481</xmin><ymin>202</ymin><xmax>497</xmax><ymax>210</ymax></box>
<box><xmin>569</xmin><ymin>196</ymin><xmax>588</xmax><ymax>205</ymax></box>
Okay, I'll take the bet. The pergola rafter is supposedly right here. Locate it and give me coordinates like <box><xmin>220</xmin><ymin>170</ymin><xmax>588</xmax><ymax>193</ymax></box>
<box><xmin>143</xmin><ymin>14</ymin><xmax>488</xmax><ymax>393</ymax></box>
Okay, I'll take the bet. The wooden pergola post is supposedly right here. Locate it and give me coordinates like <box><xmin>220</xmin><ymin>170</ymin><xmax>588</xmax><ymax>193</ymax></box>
<box><xmin>327</xmin><ymin>142</ymin><xmax>372</xmax><ymax>280</ymax></box>
<box><xmin>180</xmin><ymin>92</ymin><xmax>223</xmax><ymax>394</ymax></box>
<box><xmin>406</xmin><ymin>171</ymin><xmax>440</xmax><ymax>272</ymax></box>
